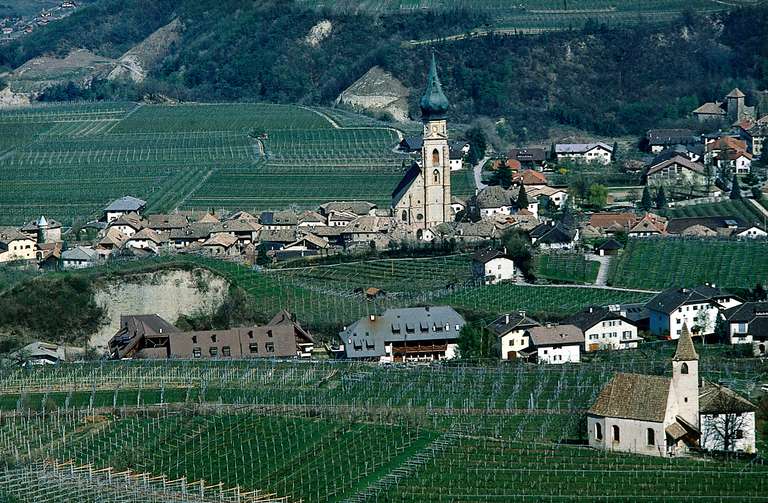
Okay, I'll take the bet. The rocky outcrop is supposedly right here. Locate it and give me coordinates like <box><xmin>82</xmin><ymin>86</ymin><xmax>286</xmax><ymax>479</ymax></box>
<box><xmin>8</xmin><ymin>49</ymin><xmax>115</xmax><ymax>93</ymax></box>
<box><xmin>108</xmin><ymin>18</ymin><xmax>183</xmax><ymax>83</ymax></box>
<box><xmin>336</xmin><ymin>66</ymin><xmax>410</xmax><ymax>122</ymax></box>
<box><xmin>0</xmin><ymin>87</ymin><xmax>32</xmax><ymax>107</ymax></box>
<box><xmin>305</xmin><ymin>19</ymin><xmax>333</xmax><ymax>47</ymax></box>
<box><xmin>89</xmin><ymin>268</ymin><xmax>228</xmax><ymax>350</ymax></box>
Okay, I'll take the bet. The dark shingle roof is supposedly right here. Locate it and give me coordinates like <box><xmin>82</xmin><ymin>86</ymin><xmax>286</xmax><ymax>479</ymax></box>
<box><xmin>471</xmin><ymin>248</ymin><xmax>506</xmax><ymax>264</ymax></box>
<box><xmin>723</xmin><ymin>302</ymin><xmax>768</xmax><ymax>323</ymax></box>
<box><xmin>666</xmin><ymin>216</ymin><xmax>747</xmax><ymax>235</ymax></box>
<box><xmin>563</xmin><ymin>306</ymin><xmax>632</xmax><ymax>332</ymax></box>
<box><xmin>699</xmin><ymin>381</ymin><xmax>756</xmax><ymax>414</ymax></box>
<box><xmin>646</xmin><ymin>285</ymin><xmax>733</xmax><ymax>315</ymax></box>
<box><xmin>392</xmin><ymin>163</ymin><xmax>421</xmax><ymax>201</ymax></box>
<box><xmin>530</xmin><ymin>222</ymin><xmax>576</xmax><ymax>244</ymax></box>
<box><xmin>596</xmin><ymin>239</ymin><xmax>623</xmax><ymax>251</ymax></box>
<box><xmin>104</xmin><ymin>196</ymin><xmax>146</xmax><ymax>212</ymax></box>
<box><xmin>646</xmin><ymin>129</ymin><xmax>696</xmax><ymax>146</ymax></box>
<box><xmin>589</xmin><ymin>372</ymin><xmax>671</xmax><ymax>422</ymax></box>
<box><xmin>487</xmin><ymin>312</ymin><xmax>540</xmax><ymax>336</ymax></box>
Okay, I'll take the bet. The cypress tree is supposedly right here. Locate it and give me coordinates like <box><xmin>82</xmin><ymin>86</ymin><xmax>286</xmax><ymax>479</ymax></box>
<box><xmin>640</xmin><ymin>185</ymin><xmax>653</xmax><ymax>211</ymax></box>
<box><xmin>730</xmin><ymin>174</ymin><xmax>742</xmax><ymax>199</ymax></box>
<box><xmin>517</xmin><ymin>184</ymin><xmax>529</xmax><ymax>209</ymax></box>
<box><xmin>655</xmin><ymin>186</ymin><xmax>668</xmax><ymax>209</ymax></box>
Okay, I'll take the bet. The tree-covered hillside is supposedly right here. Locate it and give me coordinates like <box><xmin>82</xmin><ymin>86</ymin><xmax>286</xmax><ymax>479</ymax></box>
<box><xmin>2</xmin><ymin>0</ymin><xmax>768</xmax><ymax>138</ymax></box>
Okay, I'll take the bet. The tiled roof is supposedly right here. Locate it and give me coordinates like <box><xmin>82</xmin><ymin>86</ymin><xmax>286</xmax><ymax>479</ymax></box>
<box><xmin>589</xmin><ymin>212</ymin><xmax>638</xmax><ymax>230</ymax></box>
<box><xmin>528</xmin><ymin>324</ymin><xmax>583</xmax><ymax>346</ymax></box>
<box><xmin>646</xmin><ymin>128</ymin><xmax>696</xmax><ymax>146</ymax></box>
<box><xmin>477</xmin><ymin>185</ymin><xmax>513</xmax><ymax>209</ymax></box>
<box><xmin>699</xmin><ymin>381</ymin><xmax>756</xmax><ymax>414</ymax></box>
<box><xmin>486</xmin><ymin>312</ymin><xmax>539</xmax><ymax>336</ymax></box>
<box><xmin>722</xmin><ymin>301</ymin><xmax>768</xmax><ymax>323</ymax></box>
<box><xmin>513</xmin><ymin>169</ymin><xmax>548</xmax><ymax>185</ymax></box>
<box><xmin>589</xmin><ymin>372</ymin><xmax>671</xmax><ymax>422</ymax></box>
<box><xmin>646</xmin><ymin>155</ymin><xmax>705</xmax><ymax>176</ymax></box>
<box><xmin>692</xmin><ymin>102</ymin><xmax>726</xmax><ymax>115</ymax></box>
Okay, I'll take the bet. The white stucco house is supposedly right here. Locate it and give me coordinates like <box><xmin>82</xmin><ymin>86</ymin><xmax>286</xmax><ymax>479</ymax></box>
<box><xmin>646</xmin><ymin>284</ymin><xmax>741</xmax><ymax>339</ymax></box>
<box><xmin>555</xmin><ymin>143</ymin><xmax>613</xmax><ymax>165</ymax></box>
<box><xmin>526</xmin><ymin>324</ymin><xmax>583</xmax><ymax>364</ymax></box>
<box><xmin>471</xmin><ymin>249</ymin><xmax>516</xmax><ymax>285</ymax></box>
<box><xmin>722</xmin><ymin>302</ymin><xmax>768</xmax><ymax>345</ymax></box>
<box><xmin>486</xmin><ymin>312</ymin><xmax>540</xmax><ymax>360</ymax></box>
<box><xmin>103</xmin><ymin>196</ymin><xmax>146</xmax><ymax>223</ymax></box>
<box><xmin>564</xmin><ymin>306</ymin><xmax>641</xmax><ymax>352</ymax></box>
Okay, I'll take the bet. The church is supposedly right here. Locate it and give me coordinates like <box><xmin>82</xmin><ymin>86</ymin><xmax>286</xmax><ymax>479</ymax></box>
<box><xmin>392</xmin><ymin>55</ymin><xmax>453</xmax><ymax>239</ymax></box>
<box><xmin>588</xmin><ymin>324</ymin><xmax>757</xmax><ymax>456</ymax></box>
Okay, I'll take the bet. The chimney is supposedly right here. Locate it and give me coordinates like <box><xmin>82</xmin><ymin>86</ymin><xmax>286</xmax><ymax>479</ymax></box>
<box><xmin>159</xmin><ymin>328</ymin><xmax>163</xmax><ymax>334</ymax></box>
<box><xmin>369</xmin><ymin>314</ymin><xmax>375</xmax><ymax>321</ymax></box>
<box><xmin>503</xmin><ymin>247</ymin><xmax>507</xmax><ymax>255</ymax></box>
<box><xmin>546</xmin><ymin>322</ymin><xmax>553</xmax><ymax>329</ymax></box>
<box><xmin>505</xmin><ymin>314</ymin><xmax>510</xmax><ymax>324</ymax></box>
<box><xmin>588</xmin><ymin>307</ymin><xmax>593</xmax><ymax>313</ymax></box>
<box><xmin>519</xmin><ymin>310</ymin><xmax>526</xmax><ymax>318</ymax></box>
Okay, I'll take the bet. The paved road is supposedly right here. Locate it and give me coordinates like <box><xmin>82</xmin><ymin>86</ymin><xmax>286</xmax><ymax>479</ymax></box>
<box><xmin>748</xmin><ymin>198</ymin><xmax>768</xmax><ymax>222</ymax></box>
<box><xmin>586</xmin><ymin>253</ymin><xmax>612</xmax><ymax>287</ymax></box>
<box><xmin>473</xmin><ymin>156</ymin><xmax>490</xmax><ymax>191</ymax></box>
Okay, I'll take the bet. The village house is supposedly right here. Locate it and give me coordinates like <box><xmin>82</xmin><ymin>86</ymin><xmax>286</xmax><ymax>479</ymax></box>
<box><xmin>721</xmin><ymin>302</ymin><xmax>768</xmax><ymax>347</ymax></box>
<box><xmin>508</xmin><ymin>148</ymin><xmax>547</xmax><ymax>169</ymax></box>
<box><xmin>588</xmin><ymin>212</ymin><xmax>638</xmax><ymax>235</ymax></box>
<box><xmin>107</xmin><ymin>212</ymin><xmax>144</xmax><ymax>237</ymax></box>
<box><xmin>487</xmin><ymin>312</ymin><xmax>540</xmax><ymax>360</ymax></box>
<box><xmin>740</xmin><ymin>122</ymin><xmax>767</xmax><ymax>158</ymax></box>
<box><xmin>327</xmin><ymin>210</ymin><xmax>358</xmax><ymax>227</ymax></box>
<box><xmin>124</xmin><ymin>228</ymin><xmax>168</xmax><ymax>254</ymax></box>
<box><xmin>555</xmin><ymin>143</ymin><xmax>613</xmax><ymax>165</ymax></box>
<box><xmin>666</xmin><ymin>216</ymin><xmax>766</xmax><ymax>239</ymax></box>
<box><xmin>645</xmin><ymin>155</ymin><xmax>707</xmax><ymax>188</ymax></box>
<box><xmin>109</xmin><ymin>310</ymin><xmax>314</xmax><ymax>360</ymax></box>
<box><xmin>209</xmin><ymin>219</ymin><xmax>262</xmax><ymax>245</ymax></box>
<box><xmin>96</xmin><ymin>227</ymin><xmax>128</xmax><ymax>255</ymax></box>
<box><xmin>10</xmin><ymin>341</ymin><xmax>68</xmax><ymax>365</ymax></box>
<box><xmin>651</xmin><ymin>144</ymin><xmax>704</xmax><ymax>165</ymax></box>
<box><xmin>319</xmin><ymin>201</ymin><xmax>377</xmax><ymax>218</ymax></box>
<box><xmin>646</xmin><ymin>284</ymin><xmax>742</xmax><ymax>338</ymax></box>
<box><xmin>20</xmin><ymin>216</ymin><xmax>62</xmax><ymax>243</ymax></box>
<box><xmin>705</xmin><ymin>136</ymin><xmax>751</xmax><ymax>175</ymax></box>
<box><xmin>297</xmin><ymin>210</ymin><xmax>327</xmax><ymax>227</ymax></box>
<box><xmin>103</xmin><ymin>196</ymin><xmax>146</xmax><ymax>223</ymax></box>
<box><xmin>169</xmin><ymin>222</ymin><xmax>215</xmax><ymax>249</ymax></box>
<box><xmin>589</xmin><ymin>326</ymin><xmax>756</xmax><ymax>456</ymax></box>
<box><xmin>525</xmin><ymin>324</ymin><xmax>583</xmax><ymax>364</ymax></box>
<box><xmin>201</xmin><ymin>233</ymin><xmax>239</xmax><ymax>256</ymax></box>
<box><xmin>512</xmin><ymin>169</ymin><xmax>548</xmax><ymax>187</ymax></box>
<box><xmin>595</xmin><ymin>239</ymin><xmax>624</xmax><ymax>256</ymax></box>
<box><xmin>260</xmin><ymin>210</ymin><xmax>298</xmax><ymax>231</ymax></box>
<box><xmin>61</xmin><ymin>245</ymin><xmax>99</xmax><ymax>269</ymax></box>
<box><xmin>627</xmin><ymin>213</ymin><xmax>668</xmax><ymax>238</ymax></box>
<box><xmin>449</xmin><ymin>144</ymin><xmax>464</xmax><ymax>171</ymax></box>
<box><xmin>0</xmin><ymin>228</ymin><xmax>36</xmax><ymax>263</ymax></box>
<box><xmin>475</xmin><ymin>186</ymin><xmax>515</xmax><ymax>217</ymax></box>
<box><xmin>525</xmin><ymin>185</ymin><xmax>568</xmax><ymax>210</ymax></box>
<box><xmin>564</xmin><ymin>306</ymin><xmax>641</xmax><ymax>352</ymax></box>
<box><xmin>278</xmin><ymin>233</ymin><xmax>330</xmax><ymax>260</ymax></box>
<box><xmin>529</xmin><ymin>221</ymin><xmax>578</xmax><ymax>250</ymax></box>
<box><xmin>145</xmin><ymin>213</ymin><xmax>189</xmax><ymax>233</ymax></box>
<box><xmin>260</xmin><ymin>229</ymin><xmax>298</xmax><ymax>251</ymax></box>
<box><xmin>471</xmin><ymin>248</ymin><xmax>516</xmax><ymax>285</ymax></box>
<box><xmin>338</xmin><ymin>306</ymin><xmax>465</xmax><ymax>362</ymax></box>
<box><xmin>646</xmin><ymin>129</ymin><xmax>697</xmax><ymax>153</ymax></box>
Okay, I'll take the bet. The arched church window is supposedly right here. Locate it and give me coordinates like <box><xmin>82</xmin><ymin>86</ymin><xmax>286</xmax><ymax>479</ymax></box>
<box><xmin>432</xmin><ymin>149</ymin><xmax>440</xmax><ymax>166</ymax></box>
<box><xmin>681</xmin><ymin>362</ymin><xmax>689</xmax><ymax>374</ymax></box>
<box><xmin>647</xmin><ymin>428</ymin><xmax>655</xmax><ymax>446</ymax></box>
<box><xmin>433</xmin><ymin>169</ymin><xmax>440</xmax><ymax>183</ymax></box>
<box><xmin>401</xmin><ymin>210</ymin><xmax>408</xmax><ymax>222</ymax></box>
<box><xmin>612</xmin><ymin>425</ymin><xmax>620</xmax><ymax>442</ymax></box>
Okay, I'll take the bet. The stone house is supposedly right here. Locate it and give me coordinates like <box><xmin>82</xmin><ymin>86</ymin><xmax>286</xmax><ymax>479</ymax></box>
<box><xmin>0</xmin><ymin>228</ymin><xmax>36</xmax><ymax>263</ymax></box>
<box><xmin>645</xmin><ymin>155</ymin><xmax>707</xmax><ymax>188</ymax></box>
<box><xmin>61</xmin><ymin>246</ymin><xmax>99</xmax><ymax>269</ymax></box>
<box><xmin>201</xmin><ymin>233</ymin><xmax>239</xmax><ymax>256</ymax></box>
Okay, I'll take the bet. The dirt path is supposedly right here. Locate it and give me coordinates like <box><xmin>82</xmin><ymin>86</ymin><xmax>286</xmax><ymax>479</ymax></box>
<box><xmin>473</xmin><ymin>156</ymin><xmax>490</xmax><ymax>191</ymax></box>
<box><xmin>586</xmin><ymin>253</ymin><xmax>612</xmax><ymax>287</ymax></box>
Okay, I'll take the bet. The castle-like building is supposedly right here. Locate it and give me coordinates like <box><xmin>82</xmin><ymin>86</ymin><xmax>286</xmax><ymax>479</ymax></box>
<box><xmin>392</xmin><ymin>55</ymin><xmax>452</xmax><ymax>238</ymax></box>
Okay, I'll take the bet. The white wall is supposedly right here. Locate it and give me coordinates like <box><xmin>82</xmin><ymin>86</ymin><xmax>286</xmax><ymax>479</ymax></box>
<box><xmin>700</xmin><ymin>411</ymin><xmax>756</xmax><ymax>453</ymax></box>
<box><xmin>729</xmin><ymin>321</ymin><xmax>753</xmax><ymax>344</ymax></box>
<box><xmin>537</xmin><ymin>344</ymin><xmax>580</xmax><ymax>364</ymax></box>
<box><xmin>584</xmin><ymin>319</ymin><xmax>639</xmax><ymax>351</ymax></box>
<box><xmin>588</xmin><ymin>416</ymin><xmax>667</xmax><ymax>457</ymax></box>
<box><xmin>483</xmin><ymin>257</ymin><xmax>516</xmax><ymax>285</ymax></box>
<box><xmin>654</xmin><ymin>302</ymin><xmax>718</xmax><ymax>338</ymax></box>
<box><xmin>499</xmin><ymin>329</ymin><xmax>530</xmax><ymax>360</ymax></box>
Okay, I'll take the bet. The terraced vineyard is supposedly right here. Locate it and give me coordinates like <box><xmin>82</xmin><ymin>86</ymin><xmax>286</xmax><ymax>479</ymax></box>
<box><xmin>663</xmin><ymin>199</ymin><xmax>766</xmax><ymax>226</ymax></box>
<box><xmin>0</xmin><ymin>355</ymin><xmax>765</xmax><ymax>502</ymax></box>
<box><xmin>535</xmin><ymin>252</ymin><xmax>600</xmax><ymax>284</ymax></box>
<box><xmin>0</xmin><ymin>102</ymin><xmax>411</xmax><ymax>226</ymax></box>
<box><xmin>609</xmin><ymin>238</ymin><xmax>768</xmax><ymax>290</ymax></box>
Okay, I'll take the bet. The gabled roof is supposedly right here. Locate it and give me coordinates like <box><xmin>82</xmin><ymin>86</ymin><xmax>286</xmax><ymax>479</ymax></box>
<box><xmin>146</xmin><ymin>213</ymin><xmax>189</xmax><ymax>230</ymax></box>
<box><xmin>646</xmin><ymin>155</ymin><xmax>705</xmax><ymax>176</ymax></box>
<box><xmin>486</xmin><ymin>312</ymin><xmax>540</xmax><ymax>336</ymax></box>
<box><xmin>476</xmin><ymin>185</ymin><xmax>513</xmax><ymax>209</ymax></box>
<box><xmin>725</xmin><ymin>88</ymin><xmax>745</xmax><ymax>99</ymax></box>
<box><xmin>471</xmin><ymin>248</ymin><xmax>508</xmax><ymax>264</ymax></box>
<box><xmin>202</xmin><ymin>233</ymin><xmax>238</xmax><ymax>249</ymax></box>
<box><xmin>596</xmin><ymin>239</ymin><xmax>623</xmax><ymax>251</ymax></box>
<box><xmin>508</xmin><ymin>148</ymin><xmax>547</xmax><ymax>162</ymax></box>
<box><xmin>646</xmin><ymin>284</ymin><xmax>733</xmax><ymax>315</ymax></box>
<box><xmin>628</xmin><ymin>213</ymin><xmax>667</xmax><ymax>234</ymax></box>
<box><xmin>210</xmin><ymin>220</ymin><xmax>262</xmax><ymax>233</ymax></box>
<box><xmin>589</xmin><ymin>372</ymin><xmax>671</xmax><ymax>422</ymax></box>
<box><xmin>98</xmin><ymin>227</ymin><xmax>128</xmax><ymax>248</ymax></box>
<box><xmin>555</xmin><ymin>143</ymin><xmax>613</xmax><ymax>154</ymax></box>
<box><xmin>127</xmin><ymin>228</ymin><xmax>166</xmax><ymax>244</ymax></box>
<box><xmin>692</xmin><ymin>102</ymin><xmax>726</xmax><ymax>115</ymax></box>
<box><xmin>589</xmin><ymin>212</ymin><xmax>638</xmax><ymax>230</ymax></box>
<box><xmin>722</xmin><ymin>301</ymin><xmax>768</xmax><ymax>323</ymax></box>
<box><xmin>563</xmin><ymin>306</ymin><xmax>632</xmax><ymax>332</ymax></box>
<box><xmin>109</xmin><ymin>212</ymin><xmax>144</xmax><ymax>231</ymax></box>
<box><xmin>197</xmin><ymin>213</ymin><xmax>220</xmax><ymax>224</ymax></box>
<box><xmin>699</xmin><ymin>381</ymin><xmax>756</xmax><ymax>414</ymax></box>
<box><xmin>391</xmin><ymin>163</ymin><xmax>421</xmax><ymax>202</ymax></box>
<box><xmin>61</xmin><ymin>246</ymin><xmax>99</xmax><ymax>262</ymax></box>
<box><xmin>298</xmin><ymin>210</ymin><xmax>326</xmax><ymax>224</ymax></box>
<box><xmin>169</xmin><ymin>222</ymin><xmax>214</xmax><ymax>240</ymax></box>
<box><xmin>666</xmin><ymin>216</ymin><xmax>747</xmax><ymax>235</ymax></box>
<box><xmin>260</xmin><ymin>229</ymin><xmax>296</xmax><ymax>243</ymax></box>
<box><xmin>319</xmin><ymin>201</ymin><xmax>377</xmax><ymax>216</ymax></box>
<box><xmin>104</xmin><ymin>196</ymin><xmax>146</xmax><ymax>212</ymax></box>
<box><xmin>513</xmin><ymin>169</ymin><xmax>548</xmax><ymax>186</ymax></box>
<box><xmin>0</xmin><ymin>227</ymin><xmax>32</xmax><ymax>244</ymax></box>
<box><xmin>21</xmin><ymin>217</ymin><xmax>63</xmax><ymax>232</ymax></box>
<box><xmin>287</xmin><ymin>233</ymin><xmax>329</xmax><ymax>249</ymax></box>
<box><xmin>530</xmin><ymin>222</ymin><xmax>576</xmax><ymax>244</ymax></box>
<box><xmin>528</xmin><ymin>324</ymin><xmax>583</xmax><ymax>346</ymax></box>
<box><xmin>400</xmin><ymin>136</ymin><xmax>423</xmax><ymax>151</ymax></box>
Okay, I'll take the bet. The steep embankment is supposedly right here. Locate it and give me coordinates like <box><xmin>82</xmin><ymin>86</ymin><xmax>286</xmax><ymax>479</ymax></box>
<box><xmin>90</xmin><ymin>268</ymin><xmax>228</xmax><ymax>349</ymax></box>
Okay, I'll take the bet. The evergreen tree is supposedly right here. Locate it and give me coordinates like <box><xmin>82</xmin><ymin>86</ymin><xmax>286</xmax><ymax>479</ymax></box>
<box><xmin>493</xmin><ymin>162</ymin><xmax>513</xmax><ymax>189</ymax></box>
<box><xmin>713</xmin><ymin>313</ymin><xmax>729</xmax><ymax>343</ymax></box>
<box><xmin>516</xmin><ymin>184</ymin><xmax>529</xmax><ymax>209</ymax></box>
<box><xmin>457</xmin><ymin>323</ymin><xmax>495</xmax><ymax>359</ymax></box>
<box><xmin>730</xmin><ymin>174</ymin><xmax>742</xmax><ymax>199</ymax></box>
<box><xmin>612</xmin><ymin>141</ymin><xmax>619</xmax><ymax>162</ymax></box>
<box><xmin>549</xmin><ymin>142</ymin><xmax>557</xmax><ymax>161</ymax></box>
<box><xmin>640</xmin><ymin>185</ymin><xmax>653</xmax><ymax>211</ymax></box>
<box><xmin>655</xmin><ymin>186</ymin><xmax>668</xmax><ymax>209</ymax></box>
<box><xmin>753</xmin><ymin>282</ymin><xmax>767</xmax><ymax>301</ymax></box>
<box><xmin>255</xmin><ymin>242</ymin><xmax>271</xmax><ymax>266</ymax></box>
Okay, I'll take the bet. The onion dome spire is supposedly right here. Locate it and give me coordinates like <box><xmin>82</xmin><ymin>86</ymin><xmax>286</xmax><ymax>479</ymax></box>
<box><xmin>419</xmin><ymin>53</ymin><xmax>449</xmax><ymax>120</ymax></box>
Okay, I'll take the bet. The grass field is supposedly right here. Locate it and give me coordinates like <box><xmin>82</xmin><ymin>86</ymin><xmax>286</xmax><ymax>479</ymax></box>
<box><xmin>609</xmin><ymin>237</ymin><xmax>768</xmax><ymax>290</ymax></box>
<box><xmin>535</xmin><ymin>252</ymin><xmax>600</xmax><ymax>284</ymax></box>
<box><xmin>0</xmin><ymin>102</ymin><xmax>411</xmax><ymax>226</ymax></box>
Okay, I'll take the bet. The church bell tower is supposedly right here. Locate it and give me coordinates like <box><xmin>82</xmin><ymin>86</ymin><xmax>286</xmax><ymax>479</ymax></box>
<box><xmin>671</xmin><ymin>323</ymin><xmax>700</xmax><ymax>429</ymax></box>
<box><xmin>419</xmin><ymin>54</ymin><xmax>452</xmax><ymax>229</ymax></box>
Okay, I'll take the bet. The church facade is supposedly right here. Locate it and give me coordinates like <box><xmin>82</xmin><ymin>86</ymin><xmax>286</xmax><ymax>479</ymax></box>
<box><xmin>392</xmin><ymin>55</ymin><xmax>452</xmax><ymax>237</ymax></box>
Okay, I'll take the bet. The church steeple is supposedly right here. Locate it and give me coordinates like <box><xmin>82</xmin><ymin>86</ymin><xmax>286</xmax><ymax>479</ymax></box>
<box><xmin>673</xmin><ymin>323</ymin><xmax>699</xmax><ymax>362</ymax></box>
<box><xmin>419</xmin><ymin>53</ymin><xmax>449</xmax><ymax>120</ymax></box>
